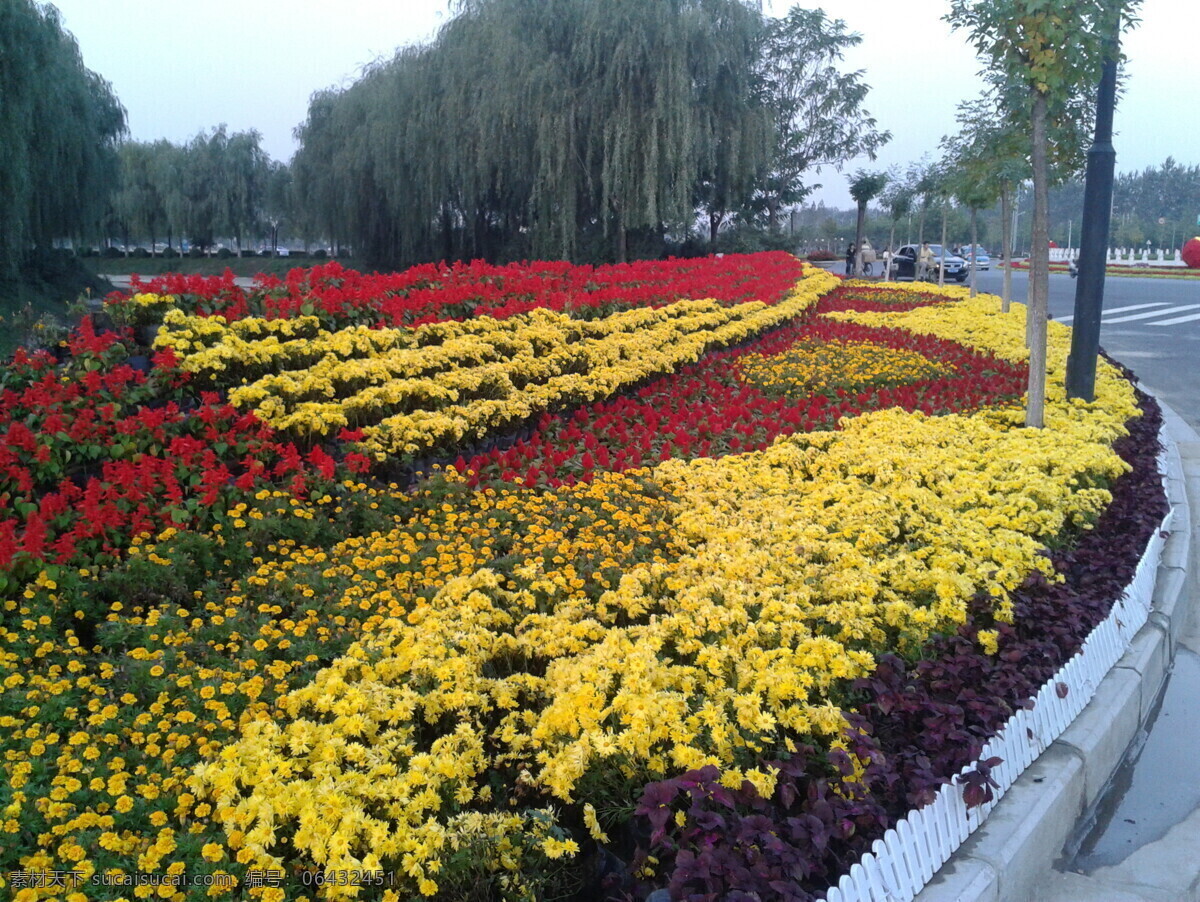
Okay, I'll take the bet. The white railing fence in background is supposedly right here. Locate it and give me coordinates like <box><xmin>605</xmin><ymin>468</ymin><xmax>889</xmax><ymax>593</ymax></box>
<box><xmin>821</xmin><ymin>439</ymin><xmax>1175</xmax><ymax>902</ymax></box>
<box><xmin>1044</xmin><ymin>247</ymin><xmax>1186</xmax><ymax>266</ymax></box>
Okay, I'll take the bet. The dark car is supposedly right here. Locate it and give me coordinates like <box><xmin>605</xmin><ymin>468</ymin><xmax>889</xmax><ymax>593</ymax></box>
<box><xmin>889</xmin><ymin>244</ymin><xmax>968</xmax><ymax>282</ymax></box>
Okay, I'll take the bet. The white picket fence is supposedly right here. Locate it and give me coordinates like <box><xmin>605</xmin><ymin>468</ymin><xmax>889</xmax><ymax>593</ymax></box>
<box><xmin>821</xmin><ymin>441</ymin><xmax>1175</xmax><ymax>902</ymax></box>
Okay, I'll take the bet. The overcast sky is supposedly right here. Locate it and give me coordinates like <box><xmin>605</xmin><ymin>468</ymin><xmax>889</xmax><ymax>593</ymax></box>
<box><xmin>47</xmin><ymin>0</ymin><xmax>1200</xmax><ymax>210</ymax></box>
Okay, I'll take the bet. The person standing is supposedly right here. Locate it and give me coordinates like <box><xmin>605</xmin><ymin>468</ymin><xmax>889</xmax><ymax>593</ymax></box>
<box><xmin>846</xmin><ymin>242</ymin><xmax>856</xmax><ymax>276</ymax></box>
<box><xmin>917</xmin><ymin>241</ymin><xmax>934</xmax><ymax>281</ymax></box>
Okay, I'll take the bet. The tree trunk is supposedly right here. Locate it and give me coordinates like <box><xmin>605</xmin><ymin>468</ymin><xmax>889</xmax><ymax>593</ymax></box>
<box><xmin>853</xmin><ymin>200</ymin><xmax>867</xmax><ymax>277</ymax></box>
<box><xmin>917</xmin><ymin>206</ymin><xmax>926</xmax><ymax>245</ymax></box>
<box><xmin>615</xmin><ymin>208</ymin><xmax>627</xmax><ymax>264</ymax></box>
<box><xmin>442</xmin><ymin>206</ymin><xmax>454</xmax><ymax>261</ymax></box>
<box><xmin>938</xmin><ymin>204</ymin><xmax>947</xmax><ymax>287</ymax></box>
<box><xmin>1000</xmin><ymin>187</ymin><xmax>1013</xmax><ymax>313</ymax></box>
<box><xmin>710</xmin><ymin>211</ymin><xmax>723</xmax><ymax>249</ymax></box>
<box><xmin>969</xmin><ymin>207</ymin><xmax>978</xmax><ymax>298</ymax></box>
<box><xmin>1026</xmin><ymin>92</ymin><xmax>1051</xmax><ymax>429</ymax></box>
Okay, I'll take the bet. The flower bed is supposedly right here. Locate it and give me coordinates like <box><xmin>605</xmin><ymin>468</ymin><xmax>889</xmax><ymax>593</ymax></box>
<box><xmin>118</xmin><ymin>253</ymin><xmax>807</xmax><ymax>326</ymax></box>
<box><xmin>0</xmin><ymin>260</ymin><xmax>1166</xmax><ymax>902</ymax></box>
<box><xmin>1007</xmin><ymin>259</ymin><xmax>1200</xmax><ymax>279</ymax></box>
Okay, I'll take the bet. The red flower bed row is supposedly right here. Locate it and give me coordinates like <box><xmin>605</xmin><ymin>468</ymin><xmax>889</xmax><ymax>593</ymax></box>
<box><xmin>0</xmin><ymin>325</ymin><xmax>330</xmax><ymax>587</ymax></box>
<box><xmin>119</xmin><ymin>253</ymin><xmax>806</xmax><ymax>326</ymax></box>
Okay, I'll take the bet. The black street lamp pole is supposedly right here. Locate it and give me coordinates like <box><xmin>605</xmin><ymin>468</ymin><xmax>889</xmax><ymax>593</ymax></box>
<box><xmin>1065</xmin><ymin>31</ymin><xmax>1120</xmax><ymax>401</ymax></box>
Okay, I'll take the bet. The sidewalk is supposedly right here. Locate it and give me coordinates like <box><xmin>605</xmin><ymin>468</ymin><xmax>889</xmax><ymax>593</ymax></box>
<box><xmin>1036</xmin><ymin>405</ymin><xmax>1200</xmax><ymax>902</ymax></box>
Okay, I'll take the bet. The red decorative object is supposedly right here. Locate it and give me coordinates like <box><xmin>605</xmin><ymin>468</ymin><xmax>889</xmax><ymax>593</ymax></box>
<box><xmin>1181</xmin><ymin>237</ymin><xmax>1200</xmax><ymax>268</ymax></box>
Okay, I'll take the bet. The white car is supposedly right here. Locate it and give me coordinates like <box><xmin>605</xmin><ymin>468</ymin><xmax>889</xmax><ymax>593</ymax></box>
<box><xmin>957</xmin><ymin>244</ymin><xmax>991</xmax><ymax>270</ymax></box>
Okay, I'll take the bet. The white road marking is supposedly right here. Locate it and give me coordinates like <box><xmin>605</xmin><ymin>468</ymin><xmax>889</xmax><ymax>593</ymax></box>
<box><xmin>1103</xmin><ymin>304</ymin><xmax>1200</xmax><ymax>324</ymax></box>
<box><xmin>1055</xmin><ymin>303</ymin><xmax>1172</xmax><ymax>324</ymax></box>
<box><xmin>1145</xmin><ymin>310</ymin><xmax>1200</xmax><ymax>326</ymax></box>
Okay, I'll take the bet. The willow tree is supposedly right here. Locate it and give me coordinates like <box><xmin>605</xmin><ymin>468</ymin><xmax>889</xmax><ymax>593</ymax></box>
<box><xmin>292</xmin><ymin>89</ymin><xmax>361</xmax><ymax>254</ymax></box>
<box><xmin>292</xmin><ymin>0</ymin><xmax>773</xmax><ymax>269</ymax></box>
<box><xmin>0</xmin><ymin>0</ymin><xmax>125</xmax><ymax>279</ymax></box>
<box><xmin>219</xmin><ymin>130</ymin><xmax>271</xmax><ymax>255</ymax></box>
<box><xmin>946</xmin><ymin>0</ymin><xmax>1142</xmax><ymax>427</ymax></box>
<box><xmin>150</xmin><ymin>140</ymin><xmax>188</xmax><ymax>254</ymax></box>
<box><xmin>112</xmin><ymin>141</ymin><xmax>166</xmax><ymax>254</ymax></box>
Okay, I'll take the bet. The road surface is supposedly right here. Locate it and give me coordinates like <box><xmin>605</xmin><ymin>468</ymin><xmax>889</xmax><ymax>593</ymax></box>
<box><xmin>971</xmin><ymin>268</ymin><xmax>1199</xmax><ymax>431</ymax></box>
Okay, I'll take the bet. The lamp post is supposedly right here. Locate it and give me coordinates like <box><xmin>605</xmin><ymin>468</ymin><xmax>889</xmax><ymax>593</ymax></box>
<box><xmin>1065</xmin><ymin>26</ymin><xmax>1120</xmax><ymax>401</ymax></box>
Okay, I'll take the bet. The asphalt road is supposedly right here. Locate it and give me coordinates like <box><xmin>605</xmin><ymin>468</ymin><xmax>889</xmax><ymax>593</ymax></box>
<box><xmin>968</xmin><ymin>268</ymin><xmax>1199</xmax><ymax>431</ymax></box>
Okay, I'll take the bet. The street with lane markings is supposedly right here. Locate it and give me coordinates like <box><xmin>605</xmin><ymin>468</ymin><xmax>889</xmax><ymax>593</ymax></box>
<box><xmin>969</xmin><ymin>268</ymin><xmax>1200</xmax><ymax>430</ymax></box>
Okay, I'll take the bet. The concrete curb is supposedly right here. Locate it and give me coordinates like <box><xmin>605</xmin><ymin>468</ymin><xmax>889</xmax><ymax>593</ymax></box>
<box><xmin>915</xmin><ymin>397</ymin><xmax>1200</xmax><ymax>902</ymax></box>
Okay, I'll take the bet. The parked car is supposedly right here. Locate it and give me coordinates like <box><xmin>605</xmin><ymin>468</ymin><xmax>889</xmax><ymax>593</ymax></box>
<box><xmin>956</xmin><ymin>244</ymin><xmax>991</xmax><ymax>270</ymax></box>
<box><xmin>889</xmin><ymin>244</ymin><xmax>969</xmax><ymax>282</ymax></box>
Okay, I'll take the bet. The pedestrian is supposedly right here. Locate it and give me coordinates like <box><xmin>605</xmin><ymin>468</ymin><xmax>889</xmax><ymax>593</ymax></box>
<box><xmin>917</xmin><ymin>241</ymin><xmax>934</xmax><ymax>281</ymax></box>
<box><xmin>846</xmin><ymin>242</ymin><xmax>856</xmax><ymax>276</ymax></box>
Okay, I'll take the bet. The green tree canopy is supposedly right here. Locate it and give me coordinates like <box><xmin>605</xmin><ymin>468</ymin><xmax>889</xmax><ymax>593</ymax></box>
<box><xmin>848</xmin><ymin>169</ymin><xmax>888</xmax><ymax>276</ymax></box>
<box><xmin>0</xmin><ymin>0</ymin><xmax>126</xmax><ymax>279</ymax></box>
<box><xmin>291</xmin><ymin>0</ymin><xmax>885</xmax><ymax>268</ymax></box>
<box><xmin>755</xmin><ymin>7</ymin><xmax>890</xmax><ymax>229</ymax></box>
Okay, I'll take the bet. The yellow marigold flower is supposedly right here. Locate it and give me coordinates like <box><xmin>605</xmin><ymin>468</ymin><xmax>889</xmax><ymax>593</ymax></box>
<box><xmin>541</xmin><ymin>837</ymin><xmax>579</xmax><ymax>860</ymax></box>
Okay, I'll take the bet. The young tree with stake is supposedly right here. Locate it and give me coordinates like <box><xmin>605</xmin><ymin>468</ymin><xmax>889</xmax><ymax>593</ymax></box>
<box><xmin>946</xmin><ymin>0</ymin><xmax>1142</xmax><ymax>427</ymax></box>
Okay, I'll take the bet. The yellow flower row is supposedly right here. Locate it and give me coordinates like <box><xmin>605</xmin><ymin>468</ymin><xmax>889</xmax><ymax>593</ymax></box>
<box><xmin>159</xmin><ymin>268</ymin><xmax>840</xmax><ymax>458</ymax></box>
